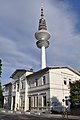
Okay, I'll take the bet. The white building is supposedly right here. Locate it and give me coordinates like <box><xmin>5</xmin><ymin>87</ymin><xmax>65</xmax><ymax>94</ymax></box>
<box><xmin>9</xmin><ymin>66</ymin><xmax>80</xmax><ymax>112</ymax></box>
<box><xmin>3</xmin><ymin>82</ymin><xmax>12</xmax><ymax>109</ymax></box>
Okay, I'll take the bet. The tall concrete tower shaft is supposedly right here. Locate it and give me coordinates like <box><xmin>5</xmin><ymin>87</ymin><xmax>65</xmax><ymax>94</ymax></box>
<box><xmin>35</xmin><ymin>7</ymin><xmax>51</xmax><ymax>69</ymax></box>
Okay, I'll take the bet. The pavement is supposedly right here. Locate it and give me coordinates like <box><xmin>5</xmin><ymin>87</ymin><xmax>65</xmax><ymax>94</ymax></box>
<box><xmin>0</xmin><ymin>109</ymin><xmax>80</xmax><ymax>120</ymax></box>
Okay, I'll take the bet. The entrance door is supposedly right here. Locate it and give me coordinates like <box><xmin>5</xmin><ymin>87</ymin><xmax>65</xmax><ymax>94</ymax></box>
<box><xmin>29</xmin><ymin>97</ymin><xmax>31</xmax><ymax>110</ymax></box>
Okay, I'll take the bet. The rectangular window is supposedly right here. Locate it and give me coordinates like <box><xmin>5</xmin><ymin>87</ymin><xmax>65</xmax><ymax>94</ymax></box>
<box><xmin>69</xmin><ymin>79</ymin><xmax>71</xmax><ymax>84</ymax></box>
<box><xmin>43</xmin><ymin>76</ymin><xmax>45</xmax><ymax>85</ymax></box>
<box><xmin>65</xmin><ymin>100</ymin><xmax>68</xmax><ymax>106</ymax></box>
<box><xmin>29</xmin><ymin>97</ymin><xmax>31</xmax><ymax>110</ymax></box>
<box><xmin>43</xmin><ymin>96</ymin><xmax>46</xmax><ymax>106</ymax></box>
<box><xmin>35</xmin><ymin>79</ymin><xmax>38</xmax><ymax>86</ymax></box>
<box><xmin>21</xmin><ymin>81</ymin><xmax>25</xmax><ymax>89</ymax></box>
<box><xmin>22</xmin><ymin>81</ymin><xmax>23</xmax><ymax>89</ymax></box>
<box><xmin>65</xmin><ymin>96</ymin><xmax>68</xmax><ymax>106</ymax></box>
<box><xmin>17</xmin><ymin>83</ymin><xmax>19</xmax><ymax>92</ymax></box>
<box><xmin>64</xmin><ymin>80</ymin><xmax>67</xmax><ymax>85</ymax></box>
<box><xmin>14</xmin><ymin>83</ymin><xmax>16</xmax><ymax>89</ymax></box>
<box><xmin>29</xmin><ymin>81</ymin><xmax>31</xmax><ymax>88</ymax></box>
<box><xmin>34</xmin><ymin>96</ymin><xmax>35</xmax><ymax>107</ymax></box>
<box><xmin>37</xmin><ymin>96</ymin><xmax>38</xmax><ymax>107</ymax></box>
<box><xmin>64</xmin><ymin>78</ymin><xmax>67</xmax><ymax>85</ymax></box>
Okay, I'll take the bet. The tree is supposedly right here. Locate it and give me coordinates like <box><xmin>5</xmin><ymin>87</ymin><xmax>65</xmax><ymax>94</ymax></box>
<box><xmin>0</xmin><ymin>80</ymin><xmax>3</xmax><ymax>108</ymax></box>
<box><xmin>0</xmin><ymin>59</ymin><xmax>3</xmax><ymax>108</ymax></box>
<box><xmin>70</xmin><ymin>80</ymin><xmax>80</xmax><ymax>105</ymax></box>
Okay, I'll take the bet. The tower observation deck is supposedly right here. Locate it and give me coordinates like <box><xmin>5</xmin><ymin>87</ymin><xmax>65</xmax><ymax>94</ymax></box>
<box><xmin>35</xmin><ymin>7</ymin><xmax>51</xmax><ymax>69</ymax></box>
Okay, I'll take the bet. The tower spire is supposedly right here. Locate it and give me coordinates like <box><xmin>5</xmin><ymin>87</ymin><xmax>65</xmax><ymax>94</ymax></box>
<box><xmin>35</xmin><ymin>5</ymin><xmax>51</xmax><ymax>69</ymax></box>
<box><xmin>38</xmin><ymin>6</ymin><xmax>47</xmax><ymax>30</ymax></box>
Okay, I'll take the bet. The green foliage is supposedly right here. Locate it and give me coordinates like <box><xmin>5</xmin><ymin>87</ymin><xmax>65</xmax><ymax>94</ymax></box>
<box><xmin>0</xmin><ymin>59</ymin><xmax>3</xmax><ymax>108</ymax></box>
<box><xmin>70</xmin><ymin>80</ymin><xmax>80</xmax><ymax>105</ymax></box>
<box><xmin>0</xmin><ymin>80</ymin><xmax>3</xmax><ymax>108</ymax></box>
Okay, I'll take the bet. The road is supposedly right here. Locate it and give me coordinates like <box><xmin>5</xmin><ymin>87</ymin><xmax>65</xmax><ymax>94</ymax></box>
<box><xmin>0</xmin><ymin>113</ymin><xmax>79</xmax><ymax>120</ymax></box>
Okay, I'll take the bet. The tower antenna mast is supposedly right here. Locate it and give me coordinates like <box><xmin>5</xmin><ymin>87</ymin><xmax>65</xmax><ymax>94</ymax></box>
<box><xmin>35</xmin><ymin>2</ymin><xmax>51</xmax><ymax>69</ymax></box>
<box><xmin>41</xmin><ymin>0</ymin><xmax>43</xmax><ymax>7</ymax></box>
<box><xmin>41</xmin><ymin>1</ymin><xmax>44</xmax><ymax>19</ymax></box>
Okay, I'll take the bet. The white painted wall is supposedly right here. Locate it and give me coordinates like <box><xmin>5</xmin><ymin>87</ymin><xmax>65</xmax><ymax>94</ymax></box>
<box><xmin>11</xmin><ymin>70</ymin><xmax>33</xmax><ymax>111</ymax></box>
<box><xmin>49</xmin><ymin>68</ymin><xmax>80</xmax><ymax>112</ymax></box>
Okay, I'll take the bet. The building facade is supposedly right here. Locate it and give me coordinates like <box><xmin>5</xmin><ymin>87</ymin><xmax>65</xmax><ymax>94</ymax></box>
<box><xmin>10</xmin><ymin>69</ymin><xmax>33</xmax><ymax>111</ymax></box>
<box><xmin>3</xmin><ymin>82</ymin><xmax>12</xmax><ymax>109</ymax></box>
<box><xmin>3</xmin><ymin>66</ymin><xmax>80</xmax><ymax>113</ymax></box>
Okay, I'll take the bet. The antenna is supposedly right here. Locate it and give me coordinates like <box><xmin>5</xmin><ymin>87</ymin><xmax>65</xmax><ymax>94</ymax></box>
<box><xmin>41</xmin><ymin>0</ymin><xmax>44</xmax><ymax>8</ymax></box>
<box><xmin>41</xmin><ymin>0</ymin><xmax>44</xmax><ymax>18</ymax></box>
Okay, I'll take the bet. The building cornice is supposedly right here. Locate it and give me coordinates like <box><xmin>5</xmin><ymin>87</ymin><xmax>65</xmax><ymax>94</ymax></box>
<box><xmin>27</xmin><ymin>66</ymin><xmax>80</xmax><ymax>78</ymax></box>
<box><xmin>10</xmin><ymin>69</ymin><xmax>34</xmax><ymax>78</ymax></box>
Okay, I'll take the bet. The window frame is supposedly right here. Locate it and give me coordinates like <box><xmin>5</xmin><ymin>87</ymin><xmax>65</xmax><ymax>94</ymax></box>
<box><xmin>35</xmin><ymin>79</ymin><xmax>38</xmax><ymax>86</ymax></box>
<box><xmin>42</xmin><ymin>76</ymin><xmax>46</xmax><ymax>85</ymax></box>
<box><xmin>43</xmin><ymin>95</ymin><xmax>46</xmax><ymax>106</ymax></box>
<box><xmin>64</xmin><ymin>77</ymin><xmax>67</xmax><ymax>85</ymax></box>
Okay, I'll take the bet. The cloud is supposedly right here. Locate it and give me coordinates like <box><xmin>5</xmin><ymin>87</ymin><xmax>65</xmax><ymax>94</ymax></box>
<box><xmin>42</xmin><ymin>1</ymin><xmax>80</xmax><ymax>69</ymax></box>
<box><xmin>0</xmin><ymin>0</ymin><xmax>80</xmax><ymax>84</ymax></box>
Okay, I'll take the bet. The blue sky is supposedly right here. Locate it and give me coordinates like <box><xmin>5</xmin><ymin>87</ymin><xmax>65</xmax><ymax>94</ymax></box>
<box><xmin>0</xmin><ymin>0</ymin><xmax>80</xmax><ymax>85</ymax></box>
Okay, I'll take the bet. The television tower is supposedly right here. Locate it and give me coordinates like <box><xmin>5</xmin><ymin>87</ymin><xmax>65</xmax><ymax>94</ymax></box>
<box><xmin>35</xmin><ymin>7</ymin><xmax>51</xmax><ymax>69</ymax></box>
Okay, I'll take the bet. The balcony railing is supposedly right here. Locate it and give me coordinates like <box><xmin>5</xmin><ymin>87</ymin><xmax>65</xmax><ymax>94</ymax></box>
<box><xmin>28</xmin><ymin>84</ymin><xmax>49</xmax><ymax>93</ymax></box>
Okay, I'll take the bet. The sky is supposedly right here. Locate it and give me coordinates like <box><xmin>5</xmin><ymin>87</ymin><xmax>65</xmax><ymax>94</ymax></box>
<box><xmin>0</xmin><ymin>0</ymin><xmax>80</xmax><ymax>85</ymax></box>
